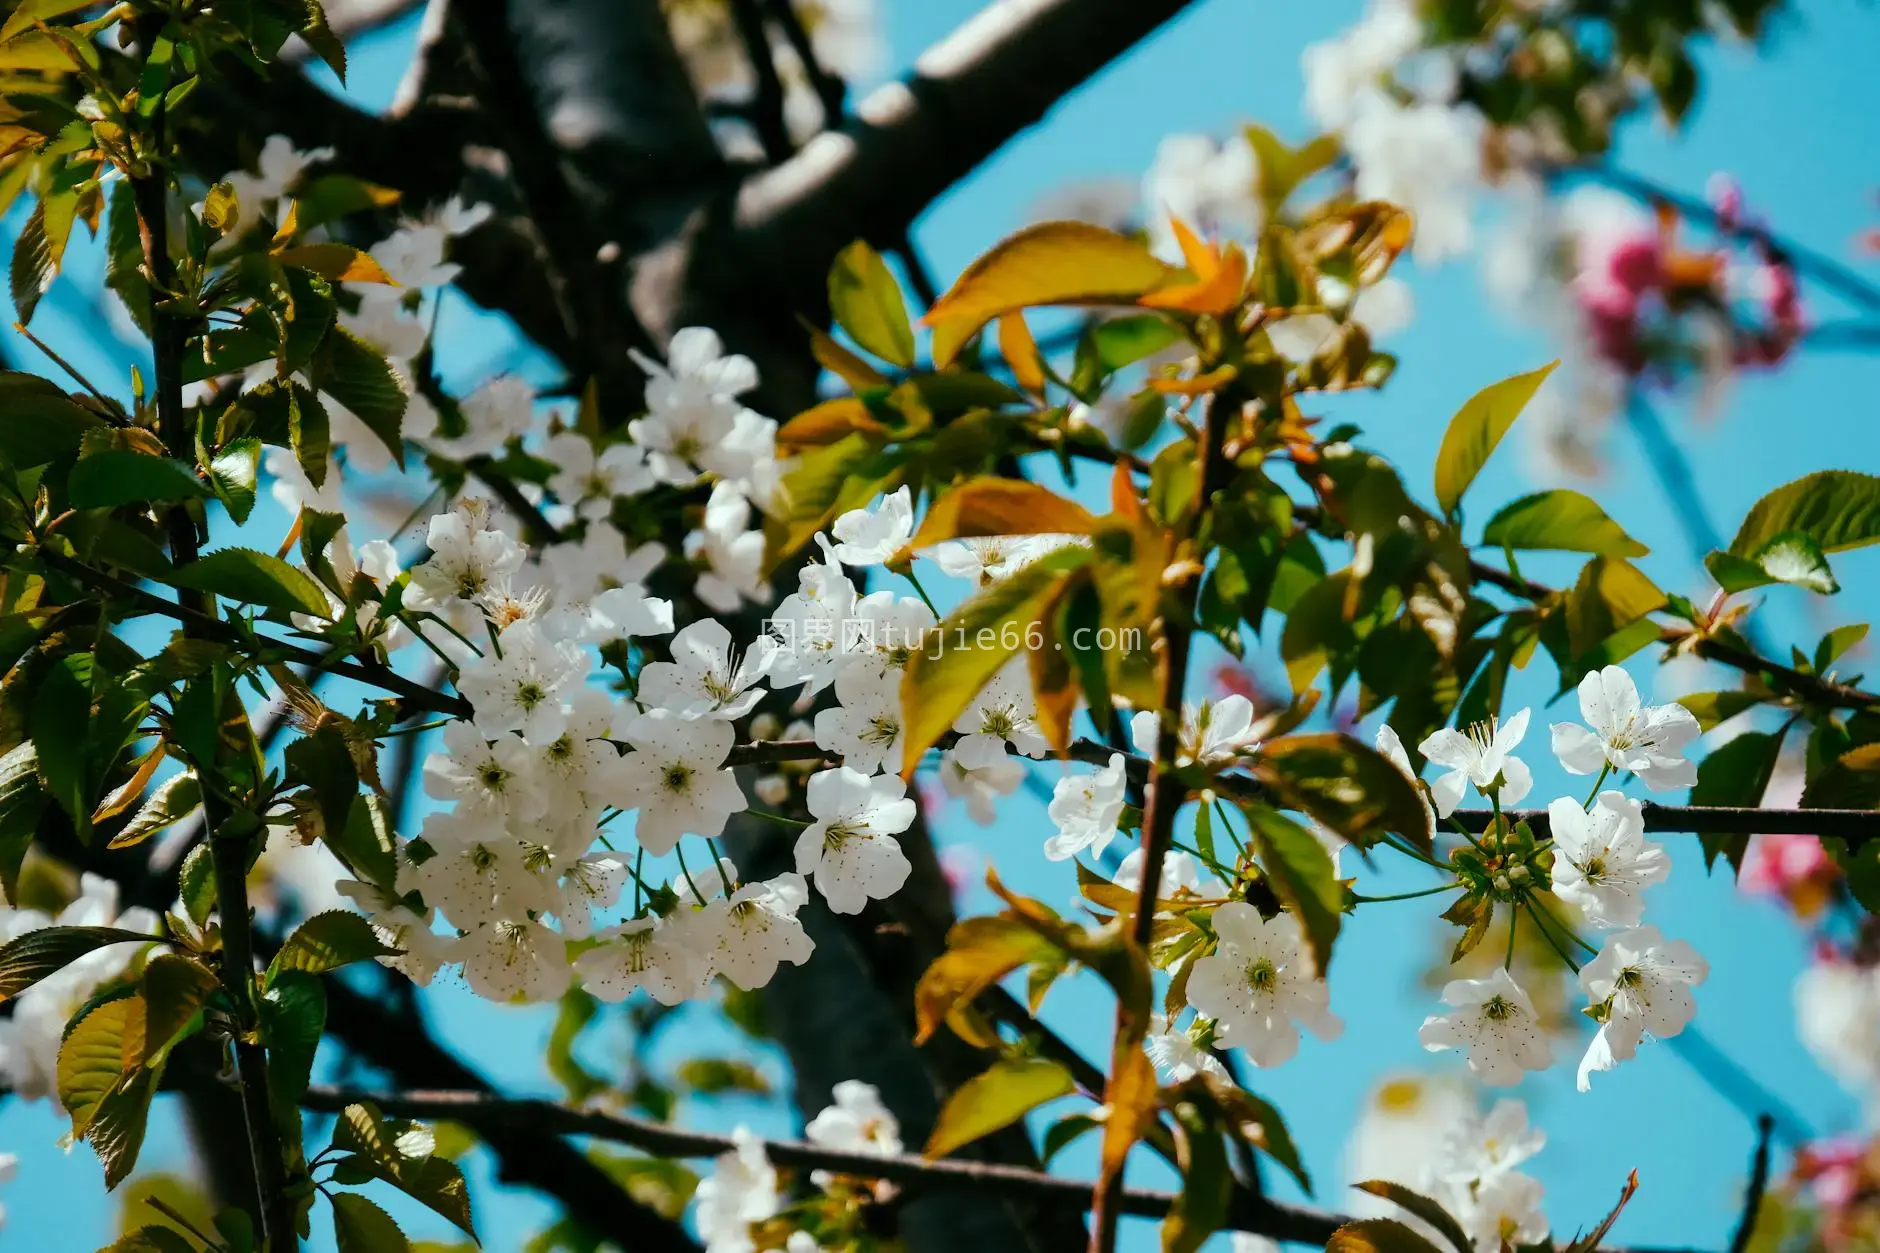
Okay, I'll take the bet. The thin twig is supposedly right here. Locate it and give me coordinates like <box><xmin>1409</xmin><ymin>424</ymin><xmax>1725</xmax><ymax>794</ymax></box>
<box><xmin>766</xmin><ymin>0</ymin><xmax>844</xmax><ymax>127</ymax></box>
<box><xmin>1728</xmin><ymin>1115</ymin><xmax>1777</xmax><ymax>1253</ymax></box>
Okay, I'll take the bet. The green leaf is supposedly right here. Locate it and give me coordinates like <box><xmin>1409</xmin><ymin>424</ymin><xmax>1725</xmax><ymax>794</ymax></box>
<box><xmin>923</xmin><ymin>1058</ymin><xmax>1074</xmax><ymax>1159</ymax></box>
<box><xmin>0</xmin><ymin>925</ymin><xmax>157</xmax><ymax>1001</ymax></box>
<box><xmin>179</xmin><ymin>842</ymin><xmax>216</xmax><ymax>928</ymax></box>
<box><xmin>1431</xmin><ymin>362</ymin><xmax>1558</xmax><ymax>517</ymax></box>
<box><xmin>1091</xmin><ymin>314</ymin><xmax>1183</xmax><ymax>372</ymax></box>
<box><xmin>0</xmin><ymin>370</ymin><xmax>106</xmax><ymax>467</ymax></box>
<box><xmin>1565</xmin><ymin>557</ymin><xmax>1666</xmax><ymax>666</ymax></box>
<box><xmin>298</xmin><ymin>0</ymin><xmax>347</xmax><ymax>82</ymax></box>
<box><xmin>1243</xmin><ymin>123</ymin><xmax>1341</xmax><ymax>210</ymax></box>
<box><xmin>1239</xmin><ymin>804</ymin><xmax>1341</xmax><ymax>973</ymax></box>
<box><xmin>1162</xmin><ymin>1110</ymin><xmax>1232</xmax><ymax>1253</ymax></box>
<box><xmin>87</xmin><ymin>1066</ymin><xmax>158</xmax><ymax>1189</ymax></box>
<box><xmin>310</xmin><ymin>326</ymin><xmax>406</xmax><ymax>467</ymax></box>
<box><xmin>1803</xmin><ymin>742</ymin><xmax>1880</xmax><ymax>811</ymax></box>
<box><xmin>11</xmin><ymin>198</ymin><xmax>54</xmax><ymax>325</ymax></box>
<box><xmin>334</xmin><ymin>1103</ymin><xmax>479</xmax><ymax>1240</ymax></box>
<box><xmin>1212</xmin><ymin>1084</ymin><xmax>1310</xmax><ymax>1193</ymax></box>
<box><xmin>1353</xmin><ymin>1182</ymin><xmax>1473</xmax><ymax>1253</ymax></box>
<box><xmin>1327</xmin><ymin>1219</ymin><xmax>1446</xmax><ymax>1253</ymax></box>
<box><xmin>30</xmin><ymin>651</ymin><xmax>89</xmax><ymax>826</ymax></box>
<box><xmin>1041</xmin><ymin>1112</ymin><xmax>1102</xmax><ymax>1164</ymax></box>
<box><xmin>261</xmin><ymin>969</ymin><xmax>326</xmax><ymax>1115</ymax></box>
<box><xmin>829</xmin><ymin>240</ymin><xmax>915</xmax><ymax>368</ymax></box>
<box><xmin>201</xmin><ymin>180</ymin><xmax>239</xmax><ymax>235</ymax></box>
<box><xmin>275</xmin><ymin>243</ymin><xmax>395</xmax><ymax>285</ymax></box>
<box><xmin>68</xmin><ymin>449</ymin><xmax>211</xmax><ymax>509</ymax></box>
<box><xmin>1708</xmin><ymin>530</ymin><xmax>1839</xmax><ymax>595</ymax></box>
<box><xmin>1730</xmin><ymin>470</ymin><xmax>1880</xmax><ymax>557</ymax></box>
<box><xmin>208</xmin><ymin>438</ymin><xmax>261</xmax><ymax>525</ymax></box>
<box><xmin>166</xmin><ymin>548</ymin><xmax>332</xmax><ymax>617</ymax></box>
<box><xmin>1481</xmin><ymin>489</ymin><xmax>1647</xmax><ymax>558</ymax></box>
<box><xmin>284</xmin><ymin>724</ymin><xmax>359</xmax><ymax>842</ymax></box>
<box><xmin>1674</xmin><ymin>691</ymin><xmax>1762</xmax><ymax>733</ymax></box>
<box><xmin>1254</xmin><ymin>732</ymin><xmax>1433</xmax><ymax>852</ymax></box>
<box><xmin>268</xmin><ymin>909</ymin><xmax>397</xmax><ymax>984</ymax></box>
<box><xmin>0</xmin><ymin>0</ymin><xmax>105</xmax><ymax>43</ymax></box>
<box><xmin>676</xmin><ymin>1057</ymin><xmax>771</xmax><ymax>1096</ymax></box>
<box><xmin>898</xmin><ymin>545</ymin><xmax>1090</xmax><ymax>773</ymax></box>
<box><xmin>108</xmin><ymin>771</ymin><xmax>200</xmax><ymax>850</ymax></box>
<box><xmin>138</xmin><ymin>954</ymin><xmax>218</xmax><ymax>1063</ymax></box>
<box><xmin>1690</xmin><ymin>729</ymin><xmax>1785</xmax><ymax>873</ymax></box>
<box><xmin>0</xmin><ymin>741</ymin><xmax>46</xmax><ymax>904</ymax></box>
<box><xmin>1817</xmin><ymin>623</ymin><xmax>1869</xmax><ymax>671</ymax></box>
<box><xmin>332</xmin><ymin>1193</ymin><xmax>410</xmax><ymax>1253</ymax></box>
<box><xmin>57</xmin><ymin>994</ymin><xmax>137</xmax><ymax>1139</ymax></box>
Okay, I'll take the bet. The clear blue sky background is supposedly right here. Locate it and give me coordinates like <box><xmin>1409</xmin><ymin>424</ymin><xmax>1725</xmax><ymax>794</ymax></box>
<box><xmin>5</xmin><ymin>1</ymin><xmax>1880</xmax><ymax>1248</ymax></box>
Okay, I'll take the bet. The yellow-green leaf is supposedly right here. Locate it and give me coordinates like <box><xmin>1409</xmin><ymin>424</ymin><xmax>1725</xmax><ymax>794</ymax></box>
<box><xmin>268</xmin><ymin>909</ymin><xmax>397</xmax><ymax>984</ymax></box>
<box><xmin>1327</xmin><ymin>1218</ymin><xmax>1446</xmax><ymax>1253</ymax></box>
<box><xmin>1254</xmin><ymin>732</ymin><xmax>1433</xmax><ymax>853</ymax></box>
<box><xmin>898</xmin><ymin>546</ymin><xmax>1090</xmax><ymax>775</ymax></box>
<box><xmin>332</xmin><ymin>1193</ymin><xmax>411</xmax><ymax>1253</ymax></box>
<box><xmin>923</xmin><ymin>222</ymin><xmax>1175</xmax><ymax>367</ymax></box>
<box><xmin>0</xmin><ymin>925</ymin><xmax>156</xmax><ymax>1001</ymax></box>
<box><xmin>58</xmin><ymin>995</ymin><xmax>139</xmax><ymax>1139</ymax></box>
<box><xmin>1481</xmin><ymin>489</ymin><xmax>1647</xmax><ymax>559</ymax></box>
<box><xmin>1431</xmin><ymin>362</ymin><xmax>1558</xmax><ymax>517</ymax></box>
<box><xmin>107</xmin><ymin>771</ymin><xmax>199</xmax><ymax>849</ymax></box>
<box><xmin>900</xmin><ymin>477</ymin><xmax>1097</xmax><ymax>561</ymax></box>
<box><xmin>1353</xmin><ymin>1181</ymin><xmax>1473</xmax><ymax>1253</ymax></box>
<box><xmin>139</xmin><ymin>954</ymin><xmax>218</xmax><ymax>1064</ymax></box>
<box><xmin>924</xmin><ymin>1058</ymin><xmax>1074</xmax><ymax>1159</ymax></box>
<box><xmin>914</xmin><ymin>916</ymin><xmax>1059</xmax><ymax>1045</ymax></box>
<box><xmin>828</xmin><ymin>240</ymin><xmax>914</xmax><ymax>368</ymax></box>
<box><xmin>1729</xmin><ymin>470</ymin><xmax>1880</xmax><ymax>557</ymax></box>
<box><xmin>275</xmin><ymin>242</ymin><xmax>397</xmax><ymax>285</ymax></box>
<box><xmin>165</xmin><ymin>547</ymin><xmax>332</xmax><ymax>618</ymax></box>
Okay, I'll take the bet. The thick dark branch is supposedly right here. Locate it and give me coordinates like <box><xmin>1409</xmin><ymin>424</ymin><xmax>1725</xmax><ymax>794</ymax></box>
<box><xmin>736</xmin><ymin>0</ymin><xmax>1199</xmax><ymax>258</ymax></box>
<box><xmin>299</xmin><ymin>1085</ymin><xmax>1340</xmax><ymax>1242</ymax></box>
<box><xmin>1454</xmin><ymin>802</ymin><xmax>1880</xmax><ymax>845</ymax></box>
<box><xmin>297</xmin><ymin>1085</ymin><xmax>1704</xmax><ymax>1253</ymax></box>
<box><xmin>728</xmin><ymin>0</ymin><xmax>795</xmax><ymax>163</ymax></box>
<box><xmin>767</xmin><ymin>0</ymin><xmax>846</xmax><ymax>127</ymax></box>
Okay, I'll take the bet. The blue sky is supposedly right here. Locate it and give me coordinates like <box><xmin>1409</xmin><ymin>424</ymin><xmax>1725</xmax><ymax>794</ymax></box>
<box><xmin>6</xmin><ymin>0</ymin><xmax>1880</xmax><ymax>1248</ymax></box>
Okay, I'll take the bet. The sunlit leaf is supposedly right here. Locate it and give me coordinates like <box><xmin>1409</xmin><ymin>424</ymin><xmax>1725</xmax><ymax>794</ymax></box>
<box><xmin>1481</xmin><ymin>489</ymin><xmax>1647</xmax><ymax>558</ymax></box>
<box><xmin>924</xmin><ymin>1058</ymin><xmax>1074</xmax><ymax>1159</ymax></box>
<box><xmin>1431</xmin><ymin>362</ymin><xmax>1558</xmax><ymax>517</ymax></box>
<box><xmin>828</xmin><ymin>240</ymin><xmax>914</xmax><ymax>367</ymax></box>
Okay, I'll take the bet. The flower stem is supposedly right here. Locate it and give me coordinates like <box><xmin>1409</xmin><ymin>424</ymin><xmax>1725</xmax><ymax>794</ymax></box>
<box><xmin>1169</xmin><ymin>839</ymin><xmax>1235</xmax><ymax>881</ymax></box>
<box><xmin>631</xmin><ymin>848</ymin><xmax>645</xmax><ymax>915</ymax></box>
<box><xmin>1529</xmin><ymin>894</ymin><xmax>1599</xmax><ymax>956</ymax></box>
<box><xmin>708</xmin><ymin>836</ymin><xmax>738</xmax><ymax>890</ymax></box>
<box><xmin>1582</xmin><ymin>762</ymin><xmax>1613</xmax><ymax>811</ymax></box>
<box><xmin>904</xmin><ymin>567</ymin><xmax>940</xmax><ymax>617</ymax></box>
<box><xmin>1503</xmin><ymin>902</ymin><xmax>1520</xmax><ymax>969</ymax></box>
<box><xmin>748</xmin><ymin>808</ymin><xmax>810</xmax><ymax>828</ymax></box>
<box><xmin>675</xmin><ymin>842</ymin><xmax>709</xmax><ymax>907</ymax></box>
<box><xmin>1523</xmin><ymin>898</ymin><xmax>1584</xmax><ymax>974</ymax></box>
<box><xmin>1351</xmin><ymin>882</ymin><xmax>1463</xmax><ymax>904</ymax></box>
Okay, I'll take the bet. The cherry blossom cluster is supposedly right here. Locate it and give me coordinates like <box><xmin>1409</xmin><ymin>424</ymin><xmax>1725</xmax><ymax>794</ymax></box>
<box><xmin>1403</xmin><ymin>665</ymin><xmax>1710</xmax><ymax>1092</ymax></box>
<box><xmin>694</xmin><ymin>1080</ymin><xmax>903</xmax><ymax>1253</ymax></box>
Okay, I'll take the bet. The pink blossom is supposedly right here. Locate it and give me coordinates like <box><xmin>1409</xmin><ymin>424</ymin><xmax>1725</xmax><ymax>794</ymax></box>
<box><xmin>1795</xmin><ymin>1136</ymin><xmax>1867</xmax><ymax>1210</ymax></box>
<box><xmin>1742</xmin><ymin>833</ymin><xmax>1839</xmax><ymax>916</ymax></box>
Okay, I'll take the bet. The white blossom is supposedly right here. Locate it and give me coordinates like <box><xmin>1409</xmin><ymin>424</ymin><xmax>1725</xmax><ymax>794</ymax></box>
<box><xmin>813</xmin><ymin>668</ymin><xmax>906</xmax><ymax>776</ymax></box>
<box><xmin>805</xmin><ymin>1079</ymin><xmax>903</xmax><ymax>1178</ymax></box>
<box><xmin>1576</xmin><ymin>926</ymin><xmax>1707</xmax><ymax>1091</ymax></box>
<box><xmin>768</xmin><ymin>538</ymin><xmax>860</xmax><ymax>692</ymax></box>
<box><xmin>342</xmin><ymin>287</ymin><xmax>428</xmax><ymax>362</ymax></box>
<box><xmin>1417</xmin><ymin>709</ymin><xmax>1533</xmax><ymax>817</ymax></box>
<box><xmin>638</xmin><ymin>618</ymin><xmax>778</xmax><ymax>720</ymax></box>
<box><xmin>693</xmin><ymin>1126</ymin><xmax>779</xmax><ymax>1253</ymax></box>
<box><xmin>1548</xmin><ymin>792</ymin><xmax>1669</xmax><ymax>930</ymax></box>
<box><xmin>688</xmin><ymin>482</ymin><xmax>768</xmax><ymax>613</ymax></box>
<box><xmin>1043</xmin><ymin>754</ymin><xmax>1127</xmax><ymax>861</ymax></box>
<box><xmin>456</xmin><ymin>619</ymin><xmax>589</xmax><ymax>742</ymax></box>
<box><xmin>222</xmin><ymin>133</ymin><xmax>332</xmax><ymax>210</ymax></box>
<box><xmin>629</xmin><ymin>328</ymin><xmax>764</xmax><ymax>486</ymax></box>
<box><xmin>794</xmin><ymin>767</ymin><xmax>915</xmax><ymax>913</ymax></box>
<box><xmin>1460</xmin><ymin>1171</ymin><xmax>1549</xmax><ymax>1253</ymax></box>
<box><xmin>938</xmin><ymin>747</ymin><xmax>1025</xmax><ymax>825</ymax></box>
<box><xmin>1439</xmin><ymin>1099</ymin><xmax>1544</xmax><ymax>1183</ymax></box>
<box><xmin>407</xmin><ymin>510</ymin><xmax>526</xmax><ymax>612</ymax></box>
<box><xmin>830</xmin><ymin>486</ymin><xmax>914</xmax><ymax>565</ymax></box>
<box><xmin>712</xmin><ymin>873</ymin><xmax>815</xmax><ymax>989</ymax></box>
<box><xmin>370</xmin><ymin>223</ymin><xmax>459</xmax><ymax>289</ymax></box>
<box><xmin>615</xmin><ymin>710</ymin><xmax>747</xmax><ymax>855</ymax></box>
<box><xmin>952</xmin><ymin>663</ymin><xmax>1048</xmax><ymax>765</ymax></box>
<box><xmin>1188</xmin><ymin>903</ymin><xmax>1342</xmax><ymax>1066</ymax></box>
<box><xmin>459</xmin><ymin>917</ymin><xmax>570</xmax><ymax>1003</ymax></box>
<box><xmin>1114</xmin><ymin>849</ymin><xmax>1225</xmax><ymax>899</ymax></box>
<box><xmin>1375</xmin><ymin>723</ymin><xmax>1435</xmax><ymax>837</ymax></box>
<box><xmin>574</xmin><ymin>914</ymin><xmax>710</xmax><ymax>1005</ymax></box>
<box><xmin>931</xmin><ymin>534</ymin><xmax>1056</xmax><ymax>584</ymax></box>
<box><xmin>1419</xmin><ymin>968</ymin><xmax>1552</xmax><ymax>1086</ymax></box>
<box><xmin>422</xmin><ymin>722</ymin><xmax>545</xmax><ymax>828</ymax></box>
<box><xmin>1550</xmin><ymin>665</ymin><xmax>1700</xmax><ymax>791</ymax></box>
<box><xmin>545</xmin><ymin>430</ymin><xmax>655</xmax><ymax>520</ymax></box>
<box><xmin>1144</xmin><ymin>1012</ymin><xmax>1229</xmax><ymax>1082</ymax></box>
<box><xmin>1129</xmin><ymin>694</ymin><xmax>1261</xmax><ymax>767</ymax></box>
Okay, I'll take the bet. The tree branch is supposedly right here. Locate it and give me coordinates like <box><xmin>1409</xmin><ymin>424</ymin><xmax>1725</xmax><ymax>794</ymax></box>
<box><xmin>1728</xmin><ymin>1115</ymin><xmax>1777</xmax><ymax>1253</ymax></box>
<box><xmin>296</xmin><ymin>1085</ymin><xmax>1707</xmax><ymax>1253</ymax></box>
<box><xmin>735</xmin><ymin>0</ymin><xmax>1200</xmax><ymax>267</ymax></box>
<box><xmin>728</xmin><ymin>0</ymin><xmax>795</xmax><ymax>163</ymax></box>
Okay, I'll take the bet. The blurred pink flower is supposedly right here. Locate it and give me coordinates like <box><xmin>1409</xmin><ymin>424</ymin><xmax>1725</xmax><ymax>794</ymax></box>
<box><xmin>1796</xmin><ymin>1136</ymin><xmax>1868</xmax><ymax>1210</ymax></box>
<box><xmin>1743</xmin><ymin>833</ymin><xmax>1841</xmax><ymax>917</ymax></box>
